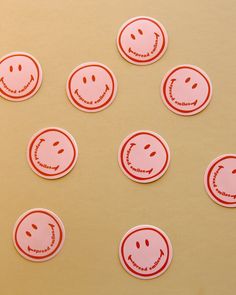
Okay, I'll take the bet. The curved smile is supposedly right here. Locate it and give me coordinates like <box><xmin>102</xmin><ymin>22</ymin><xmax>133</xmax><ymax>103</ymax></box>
<box><xmin>169</xmin><ymin>79</ymin><xmax>198</xmax><ymax>106</ymax></box>
<box><xmin>27</xmin><ymin>223</ymin><xmax>56</xmax><ymax>254</ymax></box>
<box><xmin>34</xmin><ymin>138</ymin><xmax>60</xmax><ymax>171</ymax></box>
<box><xmin>0</xmin><ymin>74</ymin><xmax>34</xmax><ymax>95</ymax></box>
<box><xmin>74</xmin><ymin>84</ymin><xmax>110</xmax><ymax>105</ymax></box>
<box><xmin>128</xmin><ymin>32</ymin><xmax>159</xmax><ymax>58</ymax></box>
<box><xmin>213</xmin><ymin>165</ymin><xmax>236</xmax><ymax>199</ymax></box>
<box><xmin>128</xmin><ymin>249</ymin><xmax>164</xmax><ymax>271</ymax></box>
<box><xmin>126</xmin><ymin>143</ymin><xmax>154</xmax><ymax>174</ymax></box>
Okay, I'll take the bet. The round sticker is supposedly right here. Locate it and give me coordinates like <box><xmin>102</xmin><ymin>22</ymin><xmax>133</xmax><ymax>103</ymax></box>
<box><xmin>119</xmin><ymin>225</ymin><xmax>173</xmax><ymax>279</ymax></box>
<box><xmin>117</xmin><ymin>16</ymin><xmax>168</xmax><ymax>65</ymax></box>
<box><xmin>0</xmin><ymin>52</ymin><xmax>42</xmax><ymax>101</ymax></box>
<box><xmin>27</xmin><ymin>127</ymin><xmax>78</xmax><ymax>179</ymax></box>
<box><xmin>66</xmin><ymin>62</ymin><xmax>117</xmax><ymax>112</ymax></box>
<box><xmin>13</xmin><ymin>208</ymin><xmax>65</xmax><ymax>262</ymax></box>
<box><xmin>161</xmin><ymin>64</ymin><xmax>212</xmax><ymax>116</ymax></box>
<box><xmin>204</xmin><ymin>154</ymin><xmax>236</xmax><ymax>207</ymax></box>
<box><xmin>118</xmin><ymin>131</ymin><xmax>170</xmax><ymax>183</ymax></box>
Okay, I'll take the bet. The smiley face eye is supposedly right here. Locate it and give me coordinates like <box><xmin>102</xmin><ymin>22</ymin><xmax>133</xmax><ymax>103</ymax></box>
<box><xmin>92</xmin><ymin>75</ymin><xmax>96</xmax><ymax>82</ymax></box>
<box><xmin>144</xmin><ymin>144</ymin><xmax>150</xmax><ymax>149</ymax></box>
<box><xmin>138</xmin><ymin>29</ymin><xmax>143</xmax><ymax>35</ymax></box>
<box><xmin>131</xmin><ymin>34</ymin><xmax>136</xmax><ymax>40</ymax></box>
<box><xmin>185</xmin><ymin>77</ymin><xmax>191</xmax><ymax>83</ymax></box>
<box><xmin>145</xmin><ymin>239</ymin><xmax>149</xmax><ymax>247</ymax></box>
<box><xmin>232</xmin><ymin>169</ymin><xmax>236</xmax><ymax>174</ymax></box>
<box><xmin>18</xmin><ymin>64</ymin><xmax>22</xmax><ymax>71</ymax></box>
<box><xmin>9</xmin><ymin>66</ymin><xmax>13</xmax><ymax>72</ymax></box>
<box><xmin>150</xmin><ymin>151</ymin><xmax>156</xmax><ymax>157</ymax></box>
<box><xmin>192</xmin><ymin>83</ymin><xmax>198</xmax><ymax>89</ymax></box>
<box><xmin>53</xmin><ymin>141</ymin><xmax>59</xmax><ymax>146</ymax></box>
<box><xmin>26</xmin><ymin>231</ymin><xmax>31</xmax><ymax>237</ymax></box>
<box><xmin>136</xmin><ymin>241</ymin><xmax>140</xmax><ymax>249</ymax></box>
<box><xmin>83</xmin><ymin>77</ymin><xmax>87</xmax><ymax>84</ymax></box>
<box><xmin>32</xmin><ymin>224</ymin><xmax>37</xmax><ymax>230</ymax></box>
<box><xmin>58</xmin><ymin>149</ymin><xmax>64</xmax><ymax>154</ymax></box>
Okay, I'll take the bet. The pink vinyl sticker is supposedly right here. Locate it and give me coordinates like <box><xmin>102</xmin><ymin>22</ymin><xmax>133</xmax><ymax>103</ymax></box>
<box><xmin>0</xmin><ymin>52</ymin><xmax>42</xmax><ymax>101</ymax></box>
<box><xmin>119</xmin><ymin>225</ymin><xmax>173</xmax><ymax>279</ymax></box>
<box><xmin>27</xmin><ymin>127</ymin><xmax>78</xmax><ymax>179</ymax></box>
<box><xmin>13</xmin><ymin>208</ymin><xmax>65</xmax><ymax>262</ymax></box>
<box><xmin>117</xmin><ymin>16</ymin><xmax>168</xmax><ymax>65</ymax></box>
<box><xmin>118</xmin><ymin>131</ymin><xmax>170</xmax><ymax>183</ymax></box>
<box><xmin>204</xmin><ymin>154</ymin><xmax>236</xmax><ymax>207</ymax></box>
<box><xmin>161</xmin><ymin>64</ymin><xmax>212</xmax><ymax>116</ymax></box>
<box><xmin>66</xmin><ymin>62</ymin><xmax>117</xmax><ymax>112</ymax></box>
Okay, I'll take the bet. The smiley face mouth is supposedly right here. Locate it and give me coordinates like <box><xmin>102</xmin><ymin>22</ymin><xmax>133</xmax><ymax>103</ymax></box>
<box><xmin>126</xmin><ymin>143</ymin><xmax>154</xmax><ymax>174</ymax></box>
<box><xmin>128</xmin><ymin>32</ymin><xmax>159</xmax><ymax>58</ymax></box>
<box><xmin>27</xmin><ymin>223</ymin><xmax>56</xmax><ymax>254</ymax></box>
<box><xmin>128</xmin><ymin>249</ymin><xmax>164</xmax><ymax>271</ymax></box>
<box><xmin>34</xmin><ymin>138</ymin><xmax>60</xmax><ymax>171</ymax></box>
<box><xmin>168</xmin><ymin>78</ymin><xmax>198</xmax><ymax>106</ymax></box>
<box><xmin>212</xmin><ymin>165</ymin><xmax>236</xmax><ymax>199</ymax></box>
<box><xmin>0</xmin><ymin>74</ymin><xmax>34</xmax><ymax>95</ymax></box>
<box><xmin>74</xmin><ymin>84</ymin><xmax>110</xmax><ymax>105</ymax></box>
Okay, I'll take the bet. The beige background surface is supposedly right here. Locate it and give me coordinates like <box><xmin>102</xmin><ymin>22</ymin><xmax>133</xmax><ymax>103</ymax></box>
<box><xmin>0</xmin><ymin>0</ymin><xmax>235</xmax><ymax>294</ymax></box>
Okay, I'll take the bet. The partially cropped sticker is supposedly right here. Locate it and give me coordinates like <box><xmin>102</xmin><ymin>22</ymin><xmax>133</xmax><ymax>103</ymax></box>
<box><xmin>204</xmin><ymin>154</ymin><xmax>236</xmax><ymax>207</ymax></box>
<box><xmin>0</xmin><ymin>52</ymin><xmax>42</xmax><ymax>101</ymax></box>
<box><xmin>161</xmin><ymin>64</ymin><xmax>212</xmax><ymax>116</ymax></box>
<box><xmin>119</xmin><ymin>225</ymin><xmax>173</xmax><ymax>279</ymax></box>
<box><xmin>13</xmin><ymin>208</ymin><xmax>65</xmax><ymax>262</ymax></box>
<box><xmin>66</xmin><ymin>62</ymin><xmax>117</xmax><ymax>112</ymax></box>
<box><xmin>118</xmin><ymin>131</ymin><xmax>170</xmax><ymax>183</ymax></box>
<box><xmin>117</xmin><ymin>16</ymin><xmax>168</xmax><ymax>65</ymax></box>
<box><xmin>27</xmin><ymin>127</ymin><xmax>78</xmax><ymax>179</ymax></box>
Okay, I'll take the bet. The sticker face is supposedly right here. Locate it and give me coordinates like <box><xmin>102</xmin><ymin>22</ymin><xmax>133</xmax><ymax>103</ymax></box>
<box><xmin>0</xmin><ymin>52</ymin><xmax>42</xmax><ymax>101</ymax></box>
<box><xmin>67</xmin><ymin>62</ymin><xmax>117</xmax><ymax>112</ymax></box>
<box><xmin>118</xmin><ymin>131</ymin><xmax>170</xmax><ymax>183</ymax></box>
<box><xmin>13</xmin><ymin>208</ymin><xmax>65</xmax><ymax>262</ymax></box>
<box><xmin>204</xmin><ymin>154</ymin><xmax>236</xmax><ymax>207</ymax></box>
<box><xmin>117</xmin><ymin>16</ymin><xmax>168</xmax><ymax>65</ymax></box>
<box><xmin>27</xmin><ymin>127</ymin><xmax>78</xmax><ymax>179</ymax></box>
<box><xmin>161</xmin><ymin>65</ymin><xmax>212</xmax><ymax>116</ymax></box>
<box><xmin>119</xmin><ymin>225</ymin><xmax>173</xmax><ymax>279</ymax></box>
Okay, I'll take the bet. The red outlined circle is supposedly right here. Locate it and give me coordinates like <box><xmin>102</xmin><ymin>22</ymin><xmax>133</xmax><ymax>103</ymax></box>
<box><xmin>204</xmin><ymin>154</ymin><xmax>236</xmax><ymax>207</ymax></box>
<box><xmin>13</xmin><ymin>208</ymin><xmax>65</xmax><ymax>262</ymax></box>
<box><xmin>119</xmin><ymin>225</ymin><xmax>173</xmax><ymax>279</ymax></box>
<box><xmin>0</xmin><ymin>52</ymin><xmax>42</xmax><ymax>101</ymax></box>
<box><xmin>118</xmin><ymin>131</ymin><xmax>170</xmax><ymax>183</ymax></box>
<box><xmin>27</xmin><ymin>127</ymin><xmax>78</xmax><ymax>179</ymax></box>
<box><xmin>117</xmin><ymin>16</ymin><xmax>168</xmax><ymax>65</ymax></box>
<box><xmin>67</xmin><ymin>62</ymin><xmax>117</xmax><ymax>112</ymax></box>
<box><xmin>161</xmin><ymin>65</ymin><xmax>212</xmax><ymax>116</ymax></box>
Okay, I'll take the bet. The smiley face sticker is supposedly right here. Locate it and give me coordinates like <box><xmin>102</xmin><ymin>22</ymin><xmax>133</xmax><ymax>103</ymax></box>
<box><xmin>0</xmin><ymin>52</ymin><xmax>42</xmax><ymax>101</ymax></box>
<box><xmin>27</xmin><ymin>127</ymin><xmax>78</xmax><ymax>179</ymax></box>
<box><xmin>117</xmin><ymin>16</ymin><xmax>168</xmax><ymax>65</ymax></box>
<box><xmin>118</xmin><ymin>131</ymin><xmax>170</xmax><ymax>183</ymax></box>
<box><xmin>119</xmin><ymin>225</ymin><xmax>173</xmax><ymax>279</ymax></box>
<box><xmin>161</xmin><ymin>65</ymin><xmax>212</xmax><ymax>116</ymax></box>
<box><xmin>66</xmin><ymin>62</ymin><xmax>117</xmax><ymax>112</ymax></box>
<box><xmin>13</xmin><ymin>208</ymin><xmax>65</xmax><ymax>262</ymax></box>
<box><xmin>204</xmin><ymin>154</ymin><xmax>236</xmax><ymax>207</ymax></box>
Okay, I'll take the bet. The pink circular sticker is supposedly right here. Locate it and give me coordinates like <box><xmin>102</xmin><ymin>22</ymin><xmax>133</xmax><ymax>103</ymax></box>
<box><xmin>117</xmin><ymin>16</ymin><xmax>168</xmax><ymax>65</ymax></box>
<box><xmin>0</xmin><ymin>52</ymin><xmax>42</xmax><ymax>101</ymax></box>
<box><xmin>204</xmin><ymin>154</ymin><xmax>236</xmax><ymax>207</ymax></box>
<box><xmin>13</xmin><ymin>208</ymin><xmax>65</xmax><ymax>262</ymax></box>
<box><xmin>66</xmin><ymin>62</ymin><xmax>117</xmax><ymax>112</ymax></box>
<box><xmin>118</xmin><ymin>131</ymin><xmax>170</xmax><ymax>183</ymax></box>
<box><xmin>27</xmin><ymin>127</ymin><xmax>78</xmax><ymax>179</ymax></box>
<box><xmin>119</xmin><ymin>225</ymin><xmax>173</xmax><ymax>279</ymax></box>
<box><xmin>161</xmin><ymin>65</ymin><xmax>212</xmax><ymax>116</ymax></box>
